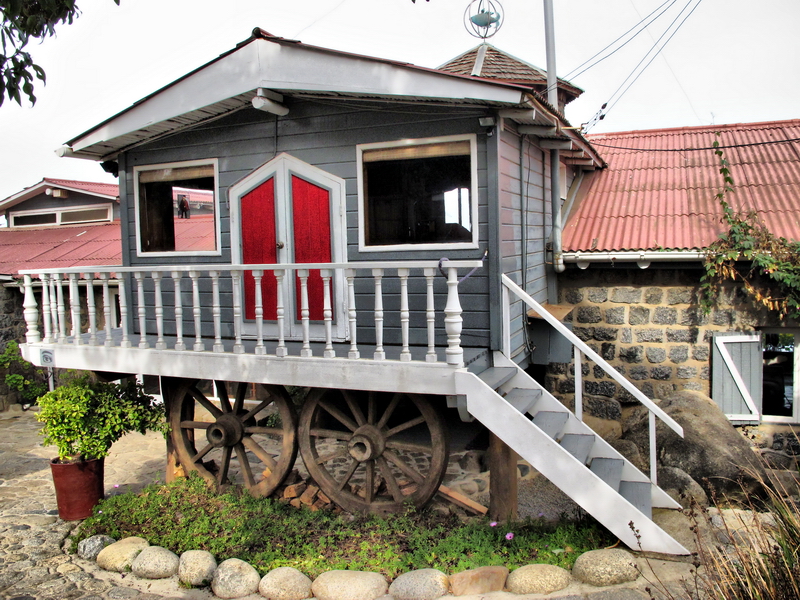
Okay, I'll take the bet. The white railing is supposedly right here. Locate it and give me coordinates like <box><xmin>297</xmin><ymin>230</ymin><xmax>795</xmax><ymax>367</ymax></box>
<box><xmin>501</xmin><ymin>274</ymin><xmax>683</xmax><ymax>484</ymax></box>
<box><xmin>21</xmin><ymin>260</ymin><xmax>483</xmax><ymax>367</ymax></box>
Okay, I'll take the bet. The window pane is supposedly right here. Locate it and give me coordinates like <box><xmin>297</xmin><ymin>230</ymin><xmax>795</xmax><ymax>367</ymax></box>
<box><xmin>364</xmin><ymin>153</ymin><xmax>472</xmax><ymax>246</ymax></box>
<box><xmin>61</xmin><ymin>208</ymin><xmax>110</xmax><ymax>223</ymax></box>
<box><xmin>138</xmin><ymin>164</ymin><xmax>216</xmax><ymax>253</ymax></box>
<box><xmin>763</xmin><ymin>333</ymin><xmax>795</xmax><ymax>417</ymax></box>
<box><xmin>13</xmin><ymin>213</ymin><xmax>57</xmax><ymax>226</ymax></box>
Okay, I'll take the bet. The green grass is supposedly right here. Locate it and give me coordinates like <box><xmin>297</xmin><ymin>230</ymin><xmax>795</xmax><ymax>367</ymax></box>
<box><xmin>75</xmin><ymin>475</ymin><xmax>615</xmax><ymax>579</ymax></box>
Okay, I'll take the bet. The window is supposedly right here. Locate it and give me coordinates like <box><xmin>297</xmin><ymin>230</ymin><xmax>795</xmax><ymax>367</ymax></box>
<box><xmin>9</xmin><ymin>205</ymin><xmax>112</xmax><ymax>228</ymax></box>
<box><xmin>358</xmin><ymin>135</ymin><xmax>478</xmax><ymax>251</ymax></box>
<box><xmin>762</xmin><ymin>331</ymin><xmax>799</xmax><ymax>422</ymax></box>
<box><xmin>134</xmin><ymin>160</ymin><xmax>219</xmax><ymax>255</ymax></box>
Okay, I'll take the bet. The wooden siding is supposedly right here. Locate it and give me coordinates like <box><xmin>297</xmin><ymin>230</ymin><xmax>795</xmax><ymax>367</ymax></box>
<box><xmin>7</xmin><ymin>191</ymin><xmax>119</xmax><ymax>221</ymax></box>
<box><xmin>121</xmin><ymin>100</ymin><xmax>492</xmax><ymax>347</ymax></box>
<box><xmin>498</xmin><ymin>128</ymin><xmax>550</xmax><ymax>362</ymax></box>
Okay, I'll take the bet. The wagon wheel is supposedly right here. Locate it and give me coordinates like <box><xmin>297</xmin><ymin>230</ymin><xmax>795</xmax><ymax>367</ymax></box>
<box><xmin>170</xmin><ymin>380</ymin><xmax>298</xmax><ymax>497</ymax></box>
<box><xmin>298</xmin><ymin>389</ymin><xmax>449</xmax><ymax>514</ymax></box>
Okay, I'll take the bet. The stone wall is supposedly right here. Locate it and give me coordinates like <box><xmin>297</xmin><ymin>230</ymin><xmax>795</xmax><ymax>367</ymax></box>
<box><xmin>548</xmin><ymin>266</ymin><xmax>784</xmax><ymax>425</ymax></box>
<box><xmin>0</xmin><ymin>283</ymin><xmax>29</xmax><ymax>411</ymax></box>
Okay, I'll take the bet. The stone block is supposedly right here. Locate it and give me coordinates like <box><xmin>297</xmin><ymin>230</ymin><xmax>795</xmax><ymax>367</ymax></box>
<box><xmin>577</xmin><ymin>306</ymin><xmax>602</xmax><ymax>323</ymax></box>
<box><xmin>449</xmin><ymin>565</ymin><xmax>508</xmax><ymax>596</ymax></box>
<box><xmin>593</xmin><ymin>327</ymin><xmax>618</xmax><ymax>341</ymax></box>
<box><xmin>212</xmin><ymin>558</ymin><xmax>261</xmax><ymax>599</ymax></box>
<box><xmin>712</xmin><ymin>309</ymin><xmax>734</xmax><ymax>326</ymax></box>
<box><xmin>692</xmin><ymin>344</ymin><xmax>710</xmax><ymax>361</ymax></box>
<box><xmin>593</xmin><ymin>365</ymin><xmax>606</xmax><ymax>379</ymax></box>
<box><xmin>389</xmin><ymin>568</ymin><xmax>449</xmax><ymax>600</ymax></box>
<box><xmin>605</xmin><ymin>307</ymin><xmax>625</xmax><ymax>324</ymax></box>
<box><xmin>131</xmin><ymin>546</ymin><xmax>179</xmax><ymax>579</ymax></box>
<box><xmin>586</xmin><ymin>395</ymin><xmax>622</xmax><ymax>420</ymax></box>
<box><xmin>669</xmin><ymin>346</ymin><xmax>689</xmax><ymax>363</ymax></box>
<box><xmin>259</xmin><ymin>567</ymin><xmax>313</xmax><ymax>600</ymax></box>
<box><xmin>636</xmin><ymin>328</ymin><xmax>664</xmax><ymax>343</ymax></box>
<box><xmin>653</xmin><ymin>307</ymin><xmax>678</xmax><ymax>325</ymax></box>
<box><xmin>611</xmin><ymin>288</ymin><xmax>642</xmax><ymax>304</ymax></box>
<box><xmin>600</xmin><ymin>342</ymin><xmax>616</xmax><ymax>361</ymax></box>
<box><xmin>96</xmin><ymin>537</ymin><xmax>149</xmax><ymax>573</ymax></box>
<box><xmin>676</xmin><ymin>366</ymin><xmax>698</xmax><ymax>379</ymax></box>
<box><xmin>700</xmin><ymin>366</ymin><xmax>710</xmax><ymax>380</ymax></box>
<box><xmin>587</xmin><ymin>288</ymin><xmax>608</xmax><ymax>303</ymax></box>
<box><xmin>178</xmin><ymin>550</ymin><xmax>217</xmax><ymax>587</ymax></box>
<box><xmin>584</xmin><ymin>381</ymin><xmax>618</xmax><ymax>400</ymax></box>
<box><xmin>574</xmin><ymin>327</ymin><xmax>594</xmax><ymax>342</ymax></box>
<box><xmin>644</xmin><ymin>287</ymin><xmax>663</xmax><ymax>304</ymax></box>
<box><xmin>667</xmin><ymin>288</ymin><xmax>693</xmax><ymax>305</ymax></box>
<box><xmin>558</xmin><ymin>378</ymin><xmax>575</xmax><ymax>394</ymax></box>
<box><xmin>629</xmin><ymin>366</ymin><xmax>648</xmax><ymax>380</ymax></box>
<box><xmin>619</xmin><ymin>346</ymin><xmax>644</xmax><ymax>363</ymax></box>
<box><xmin>646</xmin><ymin>347</ymin><xmax>666</xmax><ymax>363</ymax></box>
<box><xmin>680</xmin><ymin>308</ymin><xmax>709</xmax><ymax>326</ymax></box>
<box><xmin>564</xmin><ymin>289</ymin><xmax>583</xmax><ymax>304</ymax></box>
<box><xmin>629</xmin><ymin>306</ymin><xmax>650</xmax><ymax>325</ymax></box>
<box><xmin>506</xmin><ymin>564</ymin><xmax>570</xmax><ymax>595</ymax></box>
<box><xmin>572</xmin><ymin>549</ymin><xmax>639</xmax><ymax>587</ymax></box>
<box><xmin>621</xmin><ymin>328</ymin><xmax>632</xmax><ymax>343</ymax></box>
<box><xmin>651</xmin><ymin>366</ymin><xmax>672</xmax><ymax>380</ymax></box>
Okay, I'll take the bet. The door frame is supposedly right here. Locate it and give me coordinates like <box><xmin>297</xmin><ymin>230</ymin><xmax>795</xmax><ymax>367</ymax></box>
<box><xmin>229</xmin><ymin>153</ymin><xmax>348</xmax><ymax>341</ymax></box>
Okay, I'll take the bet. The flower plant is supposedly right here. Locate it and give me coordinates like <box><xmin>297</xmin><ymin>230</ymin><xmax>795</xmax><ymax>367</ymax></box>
<box><xmin>36</xmin><ymin>373</ymin><xmax>168</xmax><ymax>462</ymax></box>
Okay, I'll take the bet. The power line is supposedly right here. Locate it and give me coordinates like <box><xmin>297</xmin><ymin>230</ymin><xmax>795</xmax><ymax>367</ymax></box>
<box><xmin>588</xmin><ymin>137</ymin><xmax>800</xmax><ymax>152</ymax></box>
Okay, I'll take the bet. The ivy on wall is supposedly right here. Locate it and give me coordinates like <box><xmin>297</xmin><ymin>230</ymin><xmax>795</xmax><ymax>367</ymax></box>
<box><xmin>701</xmin><ymin>140</ymin><xmax>800</xmax><ymax>319</ymax></box>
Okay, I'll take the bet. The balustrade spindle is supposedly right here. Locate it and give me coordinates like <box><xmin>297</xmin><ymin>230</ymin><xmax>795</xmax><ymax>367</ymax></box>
<box><xmin>372</xmin><ymin>269</ymin><xmax>385</xmax><ymax>361</ymax></box>
<box><xmin>99</xmin><ymin>274</ymin><xmax>112</xmax><ymax>347</ymax></box>
<box><xmin>69</xmin><ymin>273</ymin><xmax>81</xmax><ymax>345</ymax></box>
<box><xmin>275</xmin><ymin>270</ymin><xmax>287</xmax><ymax>357</ymax></box>
<box><xmin>321</xmin><ymin>269</ymin><xmax>335</xmax><ymax>358</ymax></box>
<box><xmin>231</xmin><ymin>270</ymin><xmax>244</xmax><ymax>354</ymax></box>
<box><xmin>171</xmin><ymin>271</ymin><xmax>186</xmax><ymax>351</ymax></box>
<box><xmin>424</xmin><ymin>267</ymin><xmax>436</xmax><ymax>362</ymax></box>
<box><xmin>134</xmin><ymin>272</ymin><xmax>149</xmax><ymax>349</ymax></box>
<box><xmin>40</xmin><ymin>274</ymin><xmax>53</xmax><ymax>344</ymax></box>
<box><xmin>152</xmin><ymin>272</ymin><xmax>166</xmax><ymax>350</ymax></box>
<box><xmin>210</xmin><ymin>271</ymin><xmax>224</xmax><ymax>352</ymax></box>
<box><xmin>48</xmin><ymin>274</ymin><xmax>61</xmax><ymax>343</ymax></box>
<box><xmin>443</xmin><ymin>267</ymin><xmax>463</xmax><ymax>367</ymax></box>
<box><xmin>23</xmin><ymin>275</ymin><xmax>40</xmax><ymax>344</ymax></box>
<box><xmin>574</xmin><ymin>346</ymin><xmax>583</xmax><ymax>421</ymax></box>
<box><xmin>55</xmin><ymin>273</ymin><xmax>67</xmax><ymax>344</ymax></box>
<box><xmin>398</xmin><ymin>268</ymin><xmax>411</xmax><ymax>362</ymax></box>
<box><xmin>252</xmin><ymin>270</ymin><xmax>265</xmax><ymax>355</ymax></box>
<box><xmin>84</xmin><ymin>275</ymin><xmax>98</xmax><ymax>346</ymax></box>
<box><xmin>118</xmin><ymin>276</ymin><xmax>131</xmax><ymax>348</ymax></box>
<box><xmin>189</xmin><ymin>270</ymin><xmax>204</xmax><ymax>351</ymax></box>
<box><xmin>345</xmin><ymin>268</ymin><xmax>359</xmax><ymax>359</ymax></box>
<box><xmin>298</xmin><ymin>269</ymin><xmax>312</xmax><ymax>357</ymax></box>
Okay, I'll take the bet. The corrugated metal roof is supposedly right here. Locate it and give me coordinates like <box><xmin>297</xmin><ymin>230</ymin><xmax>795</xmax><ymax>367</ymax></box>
<box><xmin>42</xmin><ymin>178</ymin><xmax>119</xmax><ymax>198</ymax></box>
<box><xmin>563</xmin><ymin>119</ymin><xmax>800</xmax><ymax>253</ymax></box>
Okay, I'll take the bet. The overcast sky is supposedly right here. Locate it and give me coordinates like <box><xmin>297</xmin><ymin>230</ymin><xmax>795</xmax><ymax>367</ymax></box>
<box><xmin>1</xmin><ymin>0</ymin><xmax>798</xmax><ymax>200</ymax></box>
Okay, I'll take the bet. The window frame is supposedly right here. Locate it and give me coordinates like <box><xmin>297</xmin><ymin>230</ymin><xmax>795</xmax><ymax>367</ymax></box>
<box><xmin>761</xmin><ymin>328</ymin><xmax>800</xmax><ymax>424</ymax></box>
<box><xmin>9</xmin><ymin>203</ymin><xmax>113</xmax><ymax>228</ymax></box>
<box><xmin>133</xmin><ymin>158</ymin><xmax>221</xmax><ymax>258</ymax></box>
<box><xmin>356</xmin><ymin>134</ymin><xmax>480</xmax><ymax>252</ymax></box>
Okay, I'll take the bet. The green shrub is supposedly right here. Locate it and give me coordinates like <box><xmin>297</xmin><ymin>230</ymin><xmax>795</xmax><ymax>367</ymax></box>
<box><xmin>0</xmin><ymin>340</ymin><xmax>48</xmax><ymax>405</ymax></box>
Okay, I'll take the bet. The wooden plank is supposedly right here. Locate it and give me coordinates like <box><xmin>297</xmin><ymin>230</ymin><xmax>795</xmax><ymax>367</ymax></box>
<box><xmin>487</xmin><ymin>432</ymin><xmax>517</xmax><ymax>522</ymax></box>
<box><xmin>437</xmin><ymin>485</ymin><xmax>488</xmax><ymax>515</ymax></box>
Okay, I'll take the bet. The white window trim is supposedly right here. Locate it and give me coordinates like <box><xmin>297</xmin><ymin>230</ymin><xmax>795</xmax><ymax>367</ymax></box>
<box><xmin>9</xmin><ymin>203</ymin><xmax>113</xmax><ymax>228</ymax></box>
<box><xmin>357</xmin><ymin>133</ymin><xmax>480</xmax><ymax>253</ymax></box>
<box><xmin>133</xmin><ymin>158</ymin><xmax>221</xmax><ymax>258</ymax></box>
<box><xmin>761</xmin><ymin>328</ymin><xmax>800</xmax><ymax>424</ymax></box>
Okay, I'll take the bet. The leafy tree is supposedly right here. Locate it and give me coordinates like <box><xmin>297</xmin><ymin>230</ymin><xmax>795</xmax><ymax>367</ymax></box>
<box><xmin>0</xmin><ymin>0</ymin><xmax>119</xmax><ymax>107</ymax></box>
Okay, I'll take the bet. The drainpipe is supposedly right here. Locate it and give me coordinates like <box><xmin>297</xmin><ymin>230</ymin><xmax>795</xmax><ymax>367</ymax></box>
<box><xmin>543</xmin><ymin>0</ymin><xmax>565</xmax><ymax>275</ymax></box>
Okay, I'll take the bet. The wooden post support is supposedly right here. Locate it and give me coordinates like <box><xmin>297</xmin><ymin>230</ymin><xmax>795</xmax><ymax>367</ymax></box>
<box><xmin>488</xmin><ymin>432</ymin><xmax>518</xmax><ymax>522</ymax></box>
<box><xmin>159</xmin><ymin>377</ymin><xmax>184</xmax><ymax>484</ymax></box>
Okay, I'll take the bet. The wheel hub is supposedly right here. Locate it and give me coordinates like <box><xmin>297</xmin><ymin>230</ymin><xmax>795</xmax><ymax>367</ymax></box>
<box><xmin>206</xmin><ymin>413</ymin><xmax>245</xmax><ymax>448</ymax></box>
<box><xmin>348</xmin><ymin>424</ymin><xmax>385</xmax><ymax>461</ymax></box>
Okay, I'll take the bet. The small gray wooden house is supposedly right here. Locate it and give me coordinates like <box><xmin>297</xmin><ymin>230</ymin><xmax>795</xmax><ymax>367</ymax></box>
<box><xmin>19</xmin><ymin>29</ymin><xmax>688</xmax><ymax>554</ymax></box>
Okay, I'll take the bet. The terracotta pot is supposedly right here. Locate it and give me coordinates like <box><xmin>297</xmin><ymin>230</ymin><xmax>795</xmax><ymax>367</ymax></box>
<box><xmin>50</xmin><ymin>457</ymin><xmax>105</xmax><ymax>520</ymax></box>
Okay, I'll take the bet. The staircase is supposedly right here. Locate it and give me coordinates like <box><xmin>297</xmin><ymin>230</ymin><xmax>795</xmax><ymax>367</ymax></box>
<box><xmin>455</xmin><ymin>351</ymin><xmax>688</xmax><ymax>554</ymax></box>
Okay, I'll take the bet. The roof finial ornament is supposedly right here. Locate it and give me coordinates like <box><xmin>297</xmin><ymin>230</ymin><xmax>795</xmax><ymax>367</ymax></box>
<box><xmin>464</xmin><ymin>0</ymin><xmax>504</xmax><ymax>40</ymax></box>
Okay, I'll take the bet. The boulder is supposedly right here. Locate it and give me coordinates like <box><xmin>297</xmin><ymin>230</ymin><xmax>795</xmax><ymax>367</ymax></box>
<box><xmin>130</xmin><ymin>546</ymin><xmax>179</xmax><ymax>579</ymax></box>
<box><xmin>624</xmin><ymin>390</ymin><xmax>767</xmax><ymax>499</ymax></box>
<box><xmin>95</xmin><ymin>536</ymin><xmax>149</xmax><ymax>572</ymax></box>
<box><xmin>506</xmin><ymin>564</ymin><xmax>570</xmax><ymax>595</ymax></box>
<box><xmin>571</xmin><ymin>548</ymin><xmax>639</xmax><ymax>587</ymax></box>
<box><xmin>211</xmin><ymin>558</ymin><xmax>260</xmax><ymax>599</ymax></box>
<box><xmin>77</xmin><ymin>534</ymin><xmax>116</xmax><ymax>560</ymax></box>
<box><xmin>449</xmin><ymin>565</ymin><xmax>508</xmax><ymax>596</ymax></box>
<box><xmin>311</xmin><ymin>570</ymin><xmax>388</xmax><ymax>600</ymax></box>
<box><xmin>178</xmin><ymin>550</ymin><xmax>217</xmax><ymax>587</ymax></box>
<box><xmin>657</xmin><ymin>466</ymin><xmax>709</xmax><ymax>508</ymax></box>
<box><xmin>259</xmin><ymin>566</ymin><xmax>313</xmax><ymax>600</ymax></box>
<box><xmin>389</xmin><ymin>568</ymin><xmax>449</xmax><ymax>600</ymax></box>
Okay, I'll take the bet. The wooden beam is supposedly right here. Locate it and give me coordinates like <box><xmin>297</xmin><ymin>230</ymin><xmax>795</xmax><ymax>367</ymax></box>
<box><xmin>564</xmin><ymin>158</ymin><xmax>595</xmax><ymax>166</ymax></box>
<box><xmin>159</xmin><ymin>376</ymin><xmax>184</xmax><ymax>484</ymax></box>
<box><xmin>488</xmin><ymin>432</ymin><xmax>518</xmax><ymax>521</ymax></box>
<box><xmin>518</xmin><ymin>126</ymin><xmax>557</xmax><ymax>136</ymax></box>
<box><xmin>539</xmin><ymin>139</ymin><xmax>573</xmax><ymax>150</ymax></box>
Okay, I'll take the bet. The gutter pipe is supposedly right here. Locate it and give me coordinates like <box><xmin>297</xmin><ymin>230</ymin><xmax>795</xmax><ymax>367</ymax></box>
<box><xmin>563</xmin><ymin>251</ymin><xmax>706</xmax><ymax>269</ymax></box>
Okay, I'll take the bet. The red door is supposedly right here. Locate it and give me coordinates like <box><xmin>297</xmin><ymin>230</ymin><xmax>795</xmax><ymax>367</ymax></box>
<box><xmin>241</xmin><ymin>174</ymin><xmax>332</xmax><ymax>325</ymax></box>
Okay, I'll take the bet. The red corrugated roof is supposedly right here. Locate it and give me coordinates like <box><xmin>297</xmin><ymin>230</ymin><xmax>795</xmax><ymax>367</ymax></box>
<box><xmin>42</xmin><ymin>178</ymin><xmax>119</xmax><ymax>198</ymax></box>
<box><xmin>564</xmin><ymin>119</ymin><xmax>800</xmax><ymax>252</ymax></box>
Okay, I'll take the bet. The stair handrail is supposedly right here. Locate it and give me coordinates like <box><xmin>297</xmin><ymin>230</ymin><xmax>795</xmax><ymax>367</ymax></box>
<box><xmin>501</xmin><ymin>274</ymin><xmax>683</xmax><ymax>437</ymax></box>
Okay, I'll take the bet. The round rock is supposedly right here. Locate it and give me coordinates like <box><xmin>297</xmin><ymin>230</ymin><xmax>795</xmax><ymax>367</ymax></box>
<box><xmin>389</xmin><ymin>568</ymin><xmax>449</xmax><ymax>600</ymax></box>
<box><xmin>506</xmin><ymin>564</ymin><xmax>571</xmax><ymax>595</ymax></box>
<box><xmin>179</xmin><ymin>550</ymin><xmax>217</xmax><ymax>587</ymax></box>
<box><xmin>77</xmin><ymin>534</ymin><xmax>116</xmax><ymax>560</ymax></box>
<box><xmin>96</xmin><ymin>537</ymin><xmax>149</xmax><ymax>572</ymax></box>
<box><xmin>259</xmin><ymin>566</ymin><xmax>313</xmax><ymax>600</ymax></box>
<box><xmin>211</xmin><ymin>557</ymin><xmax>261</xmax><ymax>599</ymax></box>
<box><xmin>131</xmin><ymin>545</ymin><xmax>179</xmax><ymax>579</ymax></box>
<box><xmin>572</xmin><ymin>548</ymin><xmax>639</xmax><ymax>586</ymax></box>
<box><xmin>312</xmin><ymin>569</ymin><xmax>389</xmax><ymax>600</ymax></box>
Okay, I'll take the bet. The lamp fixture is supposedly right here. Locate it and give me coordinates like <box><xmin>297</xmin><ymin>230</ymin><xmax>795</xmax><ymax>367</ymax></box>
<box><xmin>252</xmin><ymin>88</ymin><xmax>289</xmax><ymax>116</ymax></box>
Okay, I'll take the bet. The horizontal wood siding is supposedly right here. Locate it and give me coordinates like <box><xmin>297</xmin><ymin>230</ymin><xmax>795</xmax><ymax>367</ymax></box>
<box><xmin>123</xmin><ymin>100</ymin><xmax>491</xmax><ymax>347</ymax></box>
<box><xmin>498</xmin><ymin>128</ymin><xmax>549</xmax><ymax>362</ymax></box>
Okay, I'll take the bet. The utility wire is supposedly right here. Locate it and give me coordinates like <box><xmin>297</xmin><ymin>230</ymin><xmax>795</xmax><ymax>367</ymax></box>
<box><xmin>588</xmin><ymin>137</ymin><xmax>800</xmax><ymax>152</ymax></box>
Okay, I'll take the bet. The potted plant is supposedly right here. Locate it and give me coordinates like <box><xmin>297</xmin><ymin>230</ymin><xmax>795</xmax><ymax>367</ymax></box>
<box><xmin>36</xmin><ymin>373</ymin><xmax>168</xmax><ymax>520</ymax></box>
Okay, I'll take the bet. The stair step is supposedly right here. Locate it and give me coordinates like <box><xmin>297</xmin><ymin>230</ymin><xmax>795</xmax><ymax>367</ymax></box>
<box><xmin>560</xmin><ymin>433</ymin><xmax>595</xmax><ymax>464</ymax></box>
<box><xmin>531</xmin><ymin>411</ymin><xmax>568</xmax><ymax>438</ymax></box>
<box><xmin>590</xmin><ymin>457</ymin><xmax>624</xmax><ymax>490</ymax></box>
<box><xmin>477</xmin><ymin>367</ymin><xmax>517</xmax><ymax>391</ymax></box>
<box><xmin>620</xmin><ymin>481</ymin><xmax>652</xmax><ymax>519</ymax></box>
<box><xmin>503</xmin><ymin>388</ymin><xmax>541</xmax><ymax>415</ymax></box>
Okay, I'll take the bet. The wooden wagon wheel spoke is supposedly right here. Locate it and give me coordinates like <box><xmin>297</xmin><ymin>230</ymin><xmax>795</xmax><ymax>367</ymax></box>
<box><xmin>383</xmin><ymin>449</ymin><xmax>425</xmax><ymax>484</ymax></box>
<box><xmin>299</xmin><ymin>389</ymin><xmax>448</xmax><ymax>515</ymax></box>
<box><xmin>170</xmin><ymin>379</ymin><xmax>298</xmax><ymax>497</ymax></box>
<box><xmin>214</xmin><ymin>381</ymin><xmax>233</xmax><ymax>413</ymax></box>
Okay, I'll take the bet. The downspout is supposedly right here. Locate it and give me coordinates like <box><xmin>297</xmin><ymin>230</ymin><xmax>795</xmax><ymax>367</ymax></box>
<box><xmin>543</xmin><ymin>0</ymin><xmax>565</xmax><ymax>275</ymax></box>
